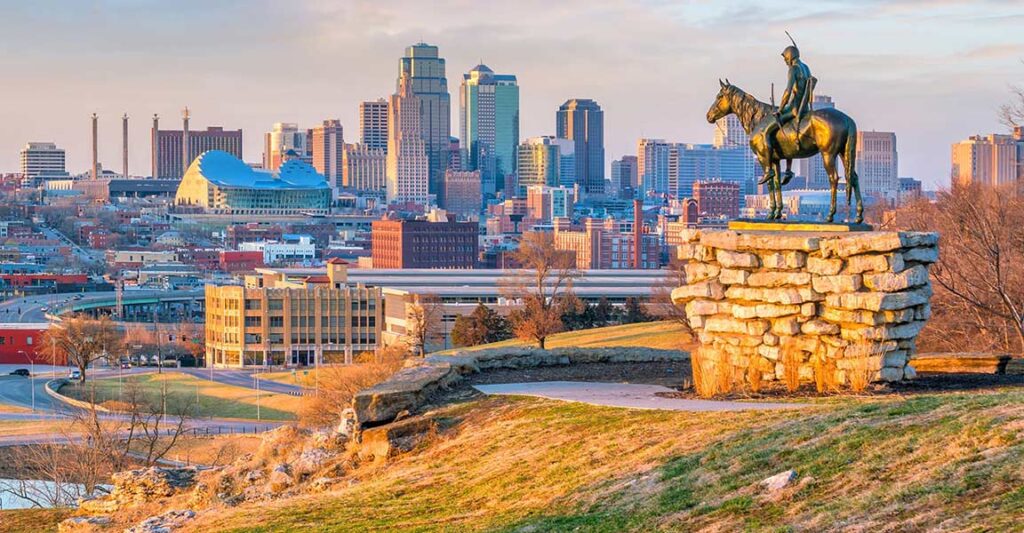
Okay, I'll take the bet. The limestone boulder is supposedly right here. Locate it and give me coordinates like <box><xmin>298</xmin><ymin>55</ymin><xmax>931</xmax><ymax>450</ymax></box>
<box><xmin>353</xmin><ymin>362</ymin><xmax>458</xmax><ymax>427</ymax></box>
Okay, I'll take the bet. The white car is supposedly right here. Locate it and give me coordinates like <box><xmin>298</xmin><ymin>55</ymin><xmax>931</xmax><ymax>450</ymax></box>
<box><xmin>68</xmin><ymin>369</ymin><xmax>81</xmax><ymax>380</ymax></box>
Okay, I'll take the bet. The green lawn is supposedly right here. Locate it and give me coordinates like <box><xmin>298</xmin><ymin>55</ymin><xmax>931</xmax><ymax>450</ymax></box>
<box><xmin>186</xmin><ymin>386</ymin><xmax>1024</xmax><ymax>532</ymax></box>
<box><xmin>61</xmin><ymin>373</ymin><xmax>300</xmax><ymax>421</ymax></box>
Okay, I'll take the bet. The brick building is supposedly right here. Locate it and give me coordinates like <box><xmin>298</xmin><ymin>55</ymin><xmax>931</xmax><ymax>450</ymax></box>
<box><xmin>693</xmin><ymin>181</ymin><xmax>740</xmax><ymax>218</ymax></box>
<box><xmin>371</xmin><ymin>217</ymin><xmax>478</xmax><ymax>269</ymax></box>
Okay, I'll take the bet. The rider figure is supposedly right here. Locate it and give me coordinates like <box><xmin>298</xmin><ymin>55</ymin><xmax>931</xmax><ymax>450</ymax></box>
<box><xmin>761</xmin><ymin>43</ymin><xmax>812</xmax><ymax>185</ymax></box>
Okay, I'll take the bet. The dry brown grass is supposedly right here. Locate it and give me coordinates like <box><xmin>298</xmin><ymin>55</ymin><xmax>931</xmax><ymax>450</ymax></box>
<box><xmin>297</xmin><ymin>346</ymin><xmax>408</xmax><ymax>427</ymax></box>
<box><xmin>845</xmin><ymin>341</ymin><xmax>885</xmax><ymax>393</ymax></box>
<box><xmin>781</xmin><ymin>339</ymin><xmax>802</xmax><ymax>393</ymax></box>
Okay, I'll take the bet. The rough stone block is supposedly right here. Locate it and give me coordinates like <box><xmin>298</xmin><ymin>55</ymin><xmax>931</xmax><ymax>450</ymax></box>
<box><xmin>845</xmin><ymin>253</ymin><xmax>904</xmax><ymax>274</ymax></box>
<box><xmin>801</xmin><ymin>319</ymin><xmax>840</xmax><ymax>335</ymax></box>
<box><xmin>812</xmin><ymin>274</ymin><xmax>862</xmax><ymax>294</ymax></box>
<box><xmin>705</xmin><ymin>316</ymin><xmax>769</xmax><ymax>336</ymax></box>
<box><xmin>771</xmin><ymin>317</ymin><xmax>801</xmax><ymax>336</ymax></box>
<box><xmin>719</xmin><ymin>268</ymin><xmax>750</xmax><ymax>285</ymax></box>
<box><xmin>880</xmin><ymin>367</ymin><xmax>904</xmax><ymax>382</ymax></box>
<box><xmin>679</xmin><ymin>228</ymin><xmax>702</xmax><ymax>243</ymax></box>
<box><xmin>672</xmin><ymin>280</ymin><xmax>726</xmax><ymax>303</ymax></box>
<box><xmin>731</xmin><ymin>303</ymin><xmax>801</xmax><ymax>319</ymax></box>
<box><xmin>678</xmin><ymin>243</ymin><xmax>714</xmax><ymax>262</ymax></box>
<box><xmin>758</xmin><ymin>345</ymin><xmax>781</xmax><ymax>360</ymax></box>
<box><xmin>685</xmin><ymin>262</ymin><xmax>721</xmax><ymax>283</ymax></box>
<box><xmin>763</xmin><ymin>332</ymin><xmax>780</xmax><ymax>346</ymax></box>
<box><xmin>716</xmin><ymin>249</ymin><xmax>760</xmax><ymax>268</ymax></box>
<box><xmin>685</xmin><ymin>300</ymin><xmax>719</xmax><ymax>317</ymax></box>
<box><xmin>914</xmin><ymin>303</ymin><xmax>931</xmax><ymax>321</ymax></box>
<box><xmin>863</xmin><ymin>264</ymin><xmax>930</xmax><ymax>292</ymax></box>
<box><xmin>883</xmin><ymin>350</ymin><xmax>908</xmax><ymax>368</ymax></box>
<box><xmin>807</xmin><ymin>257</ymin><xmax>843</xmax><ymax>276</ymax></box>
<box><xmin>825</xmin><ymin>285</ymin><xmax>932</xmax><ymax>311</ymax></box>
<box><xmin>902</xmin><ymin>246</ymin><xmax>939</xmax><ymax>264</ymax></box>
<box><xmin>747</xmin><ymin>271</ymin><xmax>812</xmax><ymax>288</ymax></box>
<box><xmin>759</xmin><ymin>250</ymin><xmax>807</xmax><ymax>269</ymax></box>
<box><xmin>800</xmin><ymin>302</ymin><xmax>817</xmax><ymax>317</ymax></box>
<box><xmin>820</xmin><ymin>232</ymin><xmax>939</xmax><ymax>258</ymax></box>
<box><xmin>725</xmin><ymin>286</ymin><xmax>822</xmax><ymax>305</ymax></box>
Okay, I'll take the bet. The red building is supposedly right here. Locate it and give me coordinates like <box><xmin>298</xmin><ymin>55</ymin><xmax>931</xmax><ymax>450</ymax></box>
<box><xmin>693</xmin><ymin>181</ymin><xmax>741</xmax><ymax>219</ymax></box>
<box><xmin>0</xmin><ymin>323</ymin><xmax>51</xmax><ymax>364</ymax></box>
<box><xmin>371</xmin><ymin>218</ymin><xmax>478</xmax><ymax>269</ymax></box>
<box><xmin>219</xmin><ymin>250</ymin><xmax>265</xmax><ymax>272</ymax></box>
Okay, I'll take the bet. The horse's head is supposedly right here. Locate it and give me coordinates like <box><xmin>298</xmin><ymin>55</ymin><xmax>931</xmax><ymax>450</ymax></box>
<box><xmin>707</xmin><ymin>79</ymin><xmax>733</xmax><ymax>123</ymax></box>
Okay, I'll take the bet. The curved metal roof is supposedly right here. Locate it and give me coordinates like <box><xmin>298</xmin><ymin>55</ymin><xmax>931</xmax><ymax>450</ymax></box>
<box><xmin>191</xmin><ymin>150</ymin><xmax>329</xmax><ymax>190</ymax></box>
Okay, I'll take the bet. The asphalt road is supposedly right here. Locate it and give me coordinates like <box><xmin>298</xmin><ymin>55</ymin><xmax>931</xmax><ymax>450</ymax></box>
<box><xmin>0</xmin><ymin>375</ymin><xmax>58</xmax><ymax>411</ymax></box>
<box><xmin>0</xmin><ymin>289</ymin><xmax>205</xmax><ymax>324</ymax></box>
<box><xmin>179</xmin><ymin>368</ymin><xmax>308</xmax><ymax>396</ymax></box>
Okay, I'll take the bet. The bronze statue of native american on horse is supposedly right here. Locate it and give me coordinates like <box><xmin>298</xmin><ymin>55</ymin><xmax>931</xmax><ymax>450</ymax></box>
<box><xmin>706</xmin><ymin>37</ymin><xmax>863</xmax><ymax>223</ymax></box>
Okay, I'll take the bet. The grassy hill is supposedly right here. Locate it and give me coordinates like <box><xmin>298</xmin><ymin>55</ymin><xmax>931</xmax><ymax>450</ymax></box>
<box><xmin>436</xmin><ymin>320</ymin><xmax>693</xmax><ymax>354</ymax></box>
<box><xmin>180</xmin><ymin>386</ymin><xmax>1024</xmax><ymax>532</ymax></box>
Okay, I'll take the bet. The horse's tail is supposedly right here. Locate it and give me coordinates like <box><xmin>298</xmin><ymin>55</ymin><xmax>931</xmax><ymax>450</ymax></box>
<box><xmin>844</xmin><ymin>121</ymin><xmax>858</xmax><ymax>206</ymax></box>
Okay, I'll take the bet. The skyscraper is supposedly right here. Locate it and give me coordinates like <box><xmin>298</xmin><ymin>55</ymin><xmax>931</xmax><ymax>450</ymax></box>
<box><xmin>398</xmin><ymin>43</ymin><xmax>451</xmax><ymax>202</ymax></box>
<box><xmin>713</xmin><ymin>113</ymin><xmax>758</xmax><ymax>192</ymax></box>
<box><xmin>516</xmin><ymin>136</ymin><xmax>573</xmax><ymax>196</ymax></box>
<box><xmin>637</xmin><ymin>139</ymin><xmax>671</xmax><ymax>196</ymax></box>
<box><xmin>359</xmin><ymin>99</ymin><xmax>389</xmax><ymax>152</ymax></box>
<box><xmin>951</xmin><ymin>133</ymin><xmax>1021</xmax><ymax>188</ymax></box>
<box><xmin>798</xmin><ymin>95</ymin><xmax>834</xmax><ymax>190</ymax></box>
<box><xmin>311</xmin><ymin>120</ymin><xmax>344</xmax><ymax>189</ymax></box>
<box><xmin>264</xmin><ymin>123</ymin><xmax>309</xmax><ymax>171</ymax></box>
<box><xmin>611</xmin><ymin>156</ymin><xmax>638</xmax><ymax>198</ymax></box>
<box><xmin>556</xmin><ymin>99</ymin><xmax>604</xmax><ymax>195</ymax></box>
<box><xmin>443</xmin><ymin>170</ymin><xmax>482</xmax><ymax>217</ymax></box>
<box><xmin>856</xmin><ymin>131</ymin><xmax>899</xmax><ymax>201</ymax></box>
<box><xmin>387</xmin><ymin>77</ymin><xmax>430</xmax><ymax>204</ymax></box>
<box><xmin>460</xmin><ymin>64</ymin><xmax>519</xmax><ymax>196</ymax></box>
<box><xmin>670</xmin><ymin>144</ymin><xmax>747</xmax><ymax>199</ymax></box>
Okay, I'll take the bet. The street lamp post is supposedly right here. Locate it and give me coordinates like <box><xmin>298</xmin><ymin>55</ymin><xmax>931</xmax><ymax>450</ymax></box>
<box><xmin>19</xmin><ymin>351</ymin><xmax>34</xmax><ymax>412</ymax></box>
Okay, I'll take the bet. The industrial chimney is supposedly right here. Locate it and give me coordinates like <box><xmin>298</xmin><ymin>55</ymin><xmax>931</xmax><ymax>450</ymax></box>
<box><xmin>122</xmin><ymin>113</ymin><xmax>129</xmax><ymax>178</ymax></box>
<box><xmin>91</xmin><ymin>113</ymin><xmax>99</xmax><ymax>180</ymax></box>
<box><xmin>151</xmin><ymin>114</ymin><xmax>159</xmax><ymax>179</ymax></box>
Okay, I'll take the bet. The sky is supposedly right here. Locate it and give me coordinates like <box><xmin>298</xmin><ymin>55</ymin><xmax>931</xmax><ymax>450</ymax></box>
<box><xmin>0</xmin><ymin>0</ymin><xmax>1021</xmax><ymax>189</ymax></box>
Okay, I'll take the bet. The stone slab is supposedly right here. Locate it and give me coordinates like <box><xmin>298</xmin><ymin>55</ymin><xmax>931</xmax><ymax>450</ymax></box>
<box><xmin>729</xmin><ymin>219</ymin><xmax>874</xmax><ymax>232</ymax></box>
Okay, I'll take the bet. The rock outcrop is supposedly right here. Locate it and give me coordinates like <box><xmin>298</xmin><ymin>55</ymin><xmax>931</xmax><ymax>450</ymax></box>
<box><xmin>672</xmin><ymin>229</ymin><xmax>937</xmax><ymax>384</ymax></box>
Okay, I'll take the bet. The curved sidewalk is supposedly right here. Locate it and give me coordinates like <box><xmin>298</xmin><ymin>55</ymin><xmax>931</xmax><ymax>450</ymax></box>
<box><xmin>473</xmin><ymin>381</ymin><xmax>805</xmax><ymax>412</ymax></box>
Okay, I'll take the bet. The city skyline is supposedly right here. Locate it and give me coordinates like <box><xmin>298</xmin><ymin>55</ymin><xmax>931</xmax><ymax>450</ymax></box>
<box><xmin>0</xmin><ymin>1</ymin><xmax>1021</xmax><ymax>188</ymax></box>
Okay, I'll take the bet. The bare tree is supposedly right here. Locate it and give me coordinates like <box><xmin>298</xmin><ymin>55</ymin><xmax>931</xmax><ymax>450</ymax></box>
<box><xmin>406</xmin><ymin>293</ymin><xmax>443</xmax><ymax>356</ymax></box>
<box><xmin>651</xmin><ymin>257</ymin><xmax>693</xmax><ymax>333</ymax></box>
<box><xmin>896</xmin><ymin>184</ymin><xmax>1024</xmax><ymax>353</ymax></box>
<box><xmin>40</xmin><ymin>315</ymin><xmax>121</xmax><ymax>382</ymax></box>
<box><xmin>502</xmin><ymin>232</ymin><xmax>580</xmax><ymax>349</ymax></box>
<box><xmin>999</xmin><ymin>62</ymin><xmax>1024</xmax><ymax>129</ymax></box>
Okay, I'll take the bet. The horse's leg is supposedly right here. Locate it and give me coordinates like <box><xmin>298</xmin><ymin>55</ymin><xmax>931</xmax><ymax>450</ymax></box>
<box><xmin>841</xmin><ymin>130</ymin><xmax>864</xmax><ymax>224</ymax></box>
<box><xmin>822</xmin><ymin>153</ymin><xmax>839</xmax><ymax>223</ymax></box>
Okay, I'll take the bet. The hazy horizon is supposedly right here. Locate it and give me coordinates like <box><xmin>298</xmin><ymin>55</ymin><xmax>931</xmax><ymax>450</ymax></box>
<box><xmin>1</xmin><ymin>0</ymin><xmax>1021</xmax><ymax>189</ymax></box>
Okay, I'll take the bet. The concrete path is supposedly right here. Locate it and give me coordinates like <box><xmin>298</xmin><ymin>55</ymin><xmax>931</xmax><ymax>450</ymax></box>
<box><xmin>473</xmin><ymin>381</ymin><xmax>805</xmax><ymax>412</ymax></box>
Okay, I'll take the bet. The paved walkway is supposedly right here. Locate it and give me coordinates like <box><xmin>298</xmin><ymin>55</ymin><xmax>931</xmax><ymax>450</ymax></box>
<box><xmin>473</xmin><ymin>381</ymin><xmax>805</xmax><ymax>412</ymax></box>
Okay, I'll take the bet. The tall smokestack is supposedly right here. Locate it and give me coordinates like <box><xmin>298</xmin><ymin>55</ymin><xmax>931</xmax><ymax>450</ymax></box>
<box><xmin>182</xmin><ymin>107</ymin><xmax>190</xmax><ymax>177</ymax></box>
<box><xmin>122</xmin><ymin>113</ymin><xmax>129</xmax><ymax>178</ymax></box>
<box><xmin>633</xmin><ymin>198</ymin><xmax>642</xmax><ymax>269</ymax></box>
<box><xmin>151</xmin><ymin>114</ymin><xmax>159</xmax><ymax>179</ymax></box>
<box><xmin>91</xmin><ymin>113</ymin><xmax>98</xmax><ymax>180</ymax></box>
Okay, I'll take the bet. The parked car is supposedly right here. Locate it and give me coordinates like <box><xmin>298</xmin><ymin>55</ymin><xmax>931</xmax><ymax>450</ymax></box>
<box><xmin>68</xmin><ymin>369</ymin><xmax>81</xmax><ymax>380</ymax></box>
<box><xmin>120</xmin><ymin>362</ymin><xmax>132</xmax><ymax>369</ymax></box>
<box><xmin>8</xmin><ymin>368</ymin><xmax>30</xmax><ymax>377</ymax></box>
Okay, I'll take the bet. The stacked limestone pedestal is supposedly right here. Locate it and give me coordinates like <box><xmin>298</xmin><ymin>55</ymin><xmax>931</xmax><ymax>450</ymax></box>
<box><xmin>671</xmin><ymin>229</ymin><xmax>939</xmax><ymax>384</ymax></box>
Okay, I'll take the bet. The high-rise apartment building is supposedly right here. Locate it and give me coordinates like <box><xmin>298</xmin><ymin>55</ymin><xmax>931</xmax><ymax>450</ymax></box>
<box><xmin>611</xmin><ymin>156</ymin><xmax>638</xmax><ymax>198</ymax></box>
<box><xmin>310</xmin><ymin>120</ymin><xmax>344</xmax><ymax>189</ymax></box>
<box><xmin>342</xmin><ymin>144</ymin><xmax>386</xmax><ymax>193</ymax></box>
<box><xmin>386</xmin><ymin>77</ymin><xmax>430</xmax><ymax>204</ymax></box>
<box><xmin>398</xmin><ymin>43</ymin><xmax>451</xmax><ymax>202</ymax></box>
<box><xmin>264</xmin><ymin>123</ymin><xmax>310</xmax><ymax>172</ymax></box>
<box><xmin>856</xmin><ymin>131</ymin><xmax>898</xmax><ymax>201</ymax></box>
<box><xmin>443</xmin><ymin>170</ymin><xmax>482</xmax><ymax>217</ymax></box>
<box><xmin>460</xmin><ymin>64</ymin><xmax>519</xmax><ymax>196</ymax></box>
<box><xmin>154</xmin><ymin>125</ymin><xmax>243</xmax><ymax>179</ymax></box>
<box><xmin>637</xmin><ymin>139</ymin><xmax>671</xmax><ymax>196</ymax></box>
<box><xmin>556</xmin><ymin>99</ymin><xmax>604</xmax><ymax>194</ymax></box>
<box><xmin>793</xmin><ymin>95</ymin><xmax>835</xmax><ymax>190</ymax></box>
<box><xmin>359</xmin><ymin>99</ymin><xmax>389</xmax><ymax>152</ymax></box>
<box><xmin>951</xmin><ymin>133</ymin><xmax>1022</xmax><ymax>188</ymax></box>
<box><xmin>19</xmin><ymin>142</ymin><xmax>67</xmax><ymax>178</ymax></box>
<box><xmin>670</xmin><ymin>144</ymin><xmax>747</xmax><ymax>199</ymax></box>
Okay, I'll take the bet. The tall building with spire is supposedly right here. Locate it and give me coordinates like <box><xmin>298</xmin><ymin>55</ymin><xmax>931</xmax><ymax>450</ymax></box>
<box><xmin>386</xmin><ymin>77</ymin><xmax>430</xmax><ymax>204</ymax></box>
<box><xmin>398</xmin><ymin>43</ymin><xmax>451</xmax><ymax>203</ymax></box>
<box><xmin>556</xmin><ymin>99</ymin><xmax>604</xmax><ymax>195</ymax></box>
<box><xmin>460</xmin><ymin>63</ymin><xmax>519</xmax><ymax>196</ymax></box>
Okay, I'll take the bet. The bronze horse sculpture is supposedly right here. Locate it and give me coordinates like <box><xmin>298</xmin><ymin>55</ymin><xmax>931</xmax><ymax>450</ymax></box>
<box><xmin>706</xmin><ymin>80</ymin><xmax>863</xmax><ymax>223</ymax></box>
